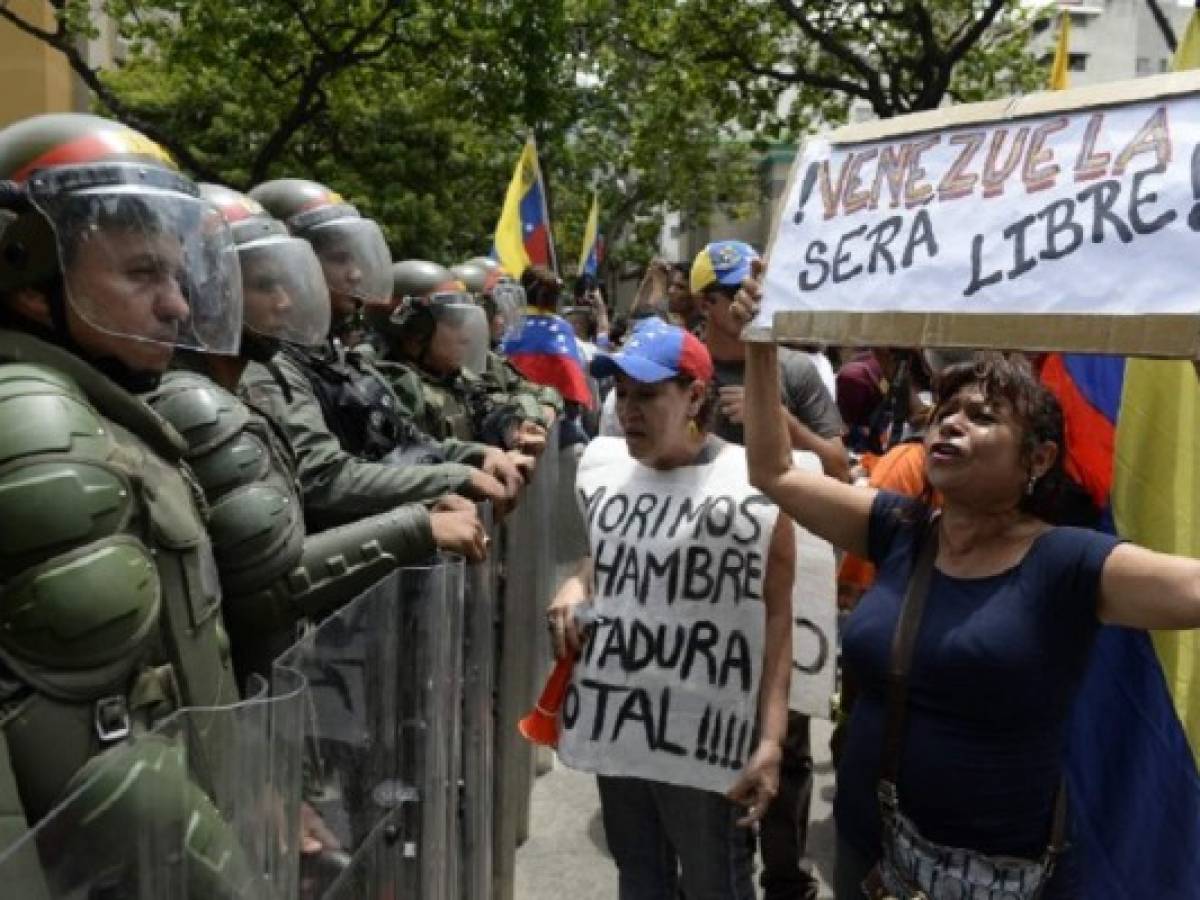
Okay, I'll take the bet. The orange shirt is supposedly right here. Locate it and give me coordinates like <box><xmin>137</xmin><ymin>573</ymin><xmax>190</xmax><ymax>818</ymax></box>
<box><xmin>837</xmin><ymin>442</ymin><xmax>932</xmax><ymax>606</ymax></box>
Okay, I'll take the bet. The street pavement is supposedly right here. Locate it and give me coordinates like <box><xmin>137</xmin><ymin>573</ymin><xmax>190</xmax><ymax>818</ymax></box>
<box><xmin>514</xmin><ymin>718</ymin><xmax>838</xmax><ymax>899</ymax></box>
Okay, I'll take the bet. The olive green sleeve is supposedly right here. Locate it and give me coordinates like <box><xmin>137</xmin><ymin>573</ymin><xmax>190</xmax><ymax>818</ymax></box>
<box><xmin>225</xmin><ymin>503</ymin><xmax>436</xmax><ymax>634</ymax></box>
<box><xmin>239</xmin><ymin>358</ymin><xmax>475</xmax><ymax>528</ymax></box>
<box><xmin>484</xmin><ymin>352</ymin><xmax>563</xmax><ymax>426</ymax></box>
<box><xmin>374</xmin><ymin>360</ymin><xmax>426</xmax><ymax>425</ymax></box>
<box><xmin>374</xmin><ymin>361</ymin><xmax>487</xmax><ymax>464</ymax></box>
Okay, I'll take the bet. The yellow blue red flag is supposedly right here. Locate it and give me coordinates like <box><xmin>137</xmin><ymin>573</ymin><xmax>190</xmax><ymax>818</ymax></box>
<box><xmin>493</xmin><ymin>136</ymin><xmax>556</xmax><ymax>277</ymax></box>
<box><xmin>1045</xmin><ymin>11</ymin><xmax>1200</xmax><ymax>897</ymax></box>
<box><xmin>578</xmin><ymin>191</ymin><xmax>601</xmax><ymax>278</ymax></box>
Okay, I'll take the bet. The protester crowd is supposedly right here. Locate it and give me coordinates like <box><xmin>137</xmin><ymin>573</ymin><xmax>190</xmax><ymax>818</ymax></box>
<box><xmin>1</xmin><ymin>106</ymin><xmax>1200</xmax><ymax>900</ymax></box>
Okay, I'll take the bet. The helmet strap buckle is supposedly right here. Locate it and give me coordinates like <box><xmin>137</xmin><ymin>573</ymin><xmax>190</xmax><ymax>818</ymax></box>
<box><xmin>94</xmin><ymin>695</ymin><xmax>132</xmax><ymax>744</ymax></box>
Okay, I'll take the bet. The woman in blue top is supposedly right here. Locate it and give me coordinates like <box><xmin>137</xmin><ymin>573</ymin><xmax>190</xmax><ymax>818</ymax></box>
<box><xmin>737</xmin><ymin>306</ymin><xmax>1200</xmax><ymax>896</ymax></box>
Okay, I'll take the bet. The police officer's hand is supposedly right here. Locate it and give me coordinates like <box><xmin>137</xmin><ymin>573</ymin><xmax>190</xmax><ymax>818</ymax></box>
<box><xmin>516</xmin><ymin>420</ymin><xmax>547</xmax><ymax>456</ymax></box>
<box><xmin>430</xmin><ymin>506</ymin><xmax>488</xmax><ymax>561</ymax></box>
<box><xmin>299</xmin><ymin>802</ymin><xmax>341</xmax><ymax>855</ymax></box>
<box><xmin>731</xmin><ymin>257</ymin><xmax>766</xmax><ymax>329</ymax></box>
<box><xmin>433</xmin><ymin>493</ymin><xmax>475</xmax><ymax>513</ymax></box>
<box><xmin>506</xmin><ymin>449</ymin><xmax>536</xmax><ymax>483</ymax></box>
<box><xmin>480</xmin><ymin>447</ymin><xmax>523</xmax><ymax>501</ymax></box>
<box><xmin>463</xmin><ymin>468</ymin><xmax>509</xmax><ymax>509</ymax></box>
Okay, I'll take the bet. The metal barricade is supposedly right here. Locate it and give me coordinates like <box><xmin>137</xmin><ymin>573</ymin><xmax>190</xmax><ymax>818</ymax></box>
<box><xmin>274</xmin><ymin>559</ymin><xmax>465</xmax><ymax>900</ymax></box>
<box><xmin>0</xmin><ymin>669</ymin><xmax>306</xmax><ymax>900</ymax></box>
<box><xmin>459</xmin><ymin>503</ymin><xmax>498</xmax><ymax>900</ymax></box>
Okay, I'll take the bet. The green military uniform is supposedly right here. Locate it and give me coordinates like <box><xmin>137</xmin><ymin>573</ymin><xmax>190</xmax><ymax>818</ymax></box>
<box><xmin>0</xmin><ymin>113</ymin><xmax>279</xmax><ymax>898</ymax></box>
<box><xmin>376</xmin><ymin>259</ymin><xmax>553</xmax><ymax>446</ymax></box>
<box><xmin>449</xmin><ymin>258</ymin><xmax>564</xmax><ymax>427</ymax></box>
<box><xmin>383</xmin><ymin>358</ymin><xmax>534</xmax><ymax>448</ymax></box>
<box><xmin>0</xmin><ymin>330</ymin><xmax>239</xmax><ymax>829</ymax></box>
<box><xmin>146</xmin><ymin>365</ymin><xmax>439</xmax><ymax>680</ymax></box>
<box><xmin>483</xmin><ymin>349</ymin><xmax>563</xmax><ymax>428</ymax></box>
<box><xmin>239</xmin><ymin>343</ymin><xmax>487</xmax><ymax>531</ymax></box>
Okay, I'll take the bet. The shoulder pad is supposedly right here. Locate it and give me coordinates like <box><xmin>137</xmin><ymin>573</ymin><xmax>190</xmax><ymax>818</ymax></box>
<box><xmin>147</xmin><ymin>372</ymin><xmax>250</xmax><ymax>457</ymax></box>
<box><xmin>0</xmin><ymin>363</ymin><xmax>113</xmax><ymax>466</ymax></box>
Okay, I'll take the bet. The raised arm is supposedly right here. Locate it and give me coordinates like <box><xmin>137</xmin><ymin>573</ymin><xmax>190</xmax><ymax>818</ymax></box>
<box><xmin>1098</xmin><ymin>543</ymin><xmax>1200</xmax><ymax>630</ymax></box>
<box><xmin>742</xmin><ymin>336</ymin><xmax>876</xmax><ymax>558</ymax></box>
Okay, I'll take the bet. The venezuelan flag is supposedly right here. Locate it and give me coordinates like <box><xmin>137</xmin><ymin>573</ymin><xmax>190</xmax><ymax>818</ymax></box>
<box><xmin>493</xmin><ymin>137</ymin><xmax>556</xmax><ymax>277</ymax></box>
<box><xmin>501</xmin><ymin>313</ymin><xmax>594</xmax><ymax>408</ymax></box>
<box><xmin>578</xmin><ymin>191</ymin><xmax>601</xmax><ymax>278</ymax></box>
<box><xmin>1043</xmin><ymin>14</ymin><xmax>1200</xmax><ymax>897</ymax></box>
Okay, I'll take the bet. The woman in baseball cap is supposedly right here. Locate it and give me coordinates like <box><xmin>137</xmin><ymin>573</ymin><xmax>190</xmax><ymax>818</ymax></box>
<box><xmin>545</xmin><ymin>320</ymin><xmax>797</xmax><ymax>899</ymax></box>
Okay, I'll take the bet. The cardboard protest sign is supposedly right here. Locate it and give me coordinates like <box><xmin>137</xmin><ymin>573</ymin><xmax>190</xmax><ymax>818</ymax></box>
<box><xmin>558</xmin><ymin>437</ymin><xmax>781</xmax><ymax>794</ymax></box>
<box><xmin>788</xmin><ymin>451</ymin><xmax>836</xmax><ymax>719</ymax></box>
<box><xmin>754</xmin><ymin>70</ymin><xmax>1200</xmax><ymax>357</ymax></box>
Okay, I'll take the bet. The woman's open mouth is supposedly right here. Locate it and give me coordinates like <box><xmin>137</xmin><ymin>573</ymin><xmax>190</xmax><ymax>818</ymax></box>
<box><xmin>928</xmin><ymin>440</ymin><xmax>964</xmax><ymax>462</ymax></box>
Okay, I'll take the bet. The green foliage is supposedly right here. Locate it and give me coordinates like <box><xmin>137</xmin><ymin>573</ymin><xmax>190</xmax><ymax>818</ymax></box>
<box><xmin>615</xmin><ymin>0</ymin><xmax>1052</xmax><ymax>135</ymax></box>
<box><xmin>2</xmin><ymin>0</ymin><xmax>1048</xmax><ymax>273</ymax></box>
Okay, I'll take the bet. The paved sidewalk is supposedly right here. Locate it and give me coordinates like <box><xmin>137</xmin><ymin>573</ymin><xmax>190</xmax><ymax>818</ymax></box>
<box><xmin>515</xmin><ymin>719</ymin><xmax>838</xmax><ymax>899</ymax></box>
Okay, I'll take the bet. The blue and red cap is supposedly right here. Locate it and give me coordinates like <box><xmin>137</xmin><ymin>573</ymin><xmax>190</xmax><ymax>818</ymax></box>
<box><xmin>590</xmin><ymin>320</ymin><xmax>713</xmax><ymax>384</ymax></box>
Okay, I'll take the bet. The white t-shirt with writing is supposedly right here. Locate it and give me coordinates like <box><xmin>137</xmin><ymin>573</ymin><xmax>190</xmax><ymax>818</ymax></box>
<box><xmin>558</xmin><ymin>435</ymin><xmax>780</xmax><ymax>794</ymax></box>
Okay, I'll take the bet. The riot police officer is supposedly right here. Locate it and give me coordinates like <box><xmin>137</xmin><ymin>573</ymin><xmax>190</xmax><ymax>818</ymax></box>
<box><xmin>453</xmin><ymin>257</ymin><xmax>563</xmax><ymax>437</ymax></box>
<box><xmin>238</xmin><ymin>179</ymin><xmax>523</xmax><ymax>529</ymax></box>
<box><xmin>373</xmin><ymin>259</ymin><xmax>539</xmax><ymax>454</ymax></box>
<box><xmin>145</xmin><ymin>185</ymin><xmax>488</xmax><ymax>683</ymax></box>
<box><xmin>0</xmin><ymin>113</ymin><xmax>251</xmax><ymax>891</ymax></box>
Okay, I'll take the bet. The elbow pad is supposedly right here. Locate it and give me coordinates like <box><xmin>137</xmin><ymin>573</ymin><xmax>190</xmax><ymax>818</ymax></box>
<box><xmin>229</xmin><ymin>503</ymin><xmax>435</xmax><ymax>632</ymax></box>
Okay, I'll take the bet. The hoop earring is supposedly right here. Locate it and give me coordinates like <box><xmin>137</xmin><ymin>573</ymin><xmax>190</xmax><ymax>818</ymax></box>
<box><xmin>687</xmin><ymin>420</ymin><xmax>701</xmax><ymax>440</ymax></box>
<box><xmin>1026</xmin><ymin>474</ymin><xmax>1038</xmax><ymax>496</ymax></box>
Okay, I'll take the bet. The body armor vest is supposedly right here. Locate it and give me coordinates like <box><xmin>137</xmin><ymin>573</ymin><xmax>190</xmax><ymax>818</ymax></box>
<box><xmin>0</xmin><ymin>331</ymin><xmax>238</xmax><ymax>824</ymax></box>
<box><xmin>281</xmin><ymin>342</ymin><xmax>445</xmax><ymax>466</ymax></box>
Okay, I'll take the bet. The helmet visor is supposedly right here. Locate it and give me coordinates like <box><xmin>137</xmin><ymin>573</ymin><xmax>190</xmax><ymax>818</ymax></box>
<box><xmin>239</xmin><ymin>235</ymin><xmax>331</xmax><ymax>347</ymax></box>
<box><xmin>428</xmin><ymin>294</ymin><xmax>490</xmax><ymax>376</ymax></box>
<box><xmin>35</xmin><ymin>185</ymin><xmax>243</xmax><ymax>355</ymax></box>
<box><xmin>306</xmin><ymin>217</ymin><xmax>392</xmax><ymax>307</ymax></box>
<box><xmin>490</xmin><ymin>281</ymin><xmax>526</xmax><ymax>342</ymax></box>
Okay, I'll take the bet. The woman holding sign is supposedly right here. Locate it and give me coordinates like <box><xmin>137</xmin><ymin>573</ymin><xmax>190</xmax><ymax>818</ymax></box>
<box><xmin>546</xmin><ymin>321</ymin><xmax>796</xmax><ymax>900</ymax></box>
<box><xmin>736</xmin><ymin>272</ymin><xmax>1200</xmax><ymax>899</ymax></box>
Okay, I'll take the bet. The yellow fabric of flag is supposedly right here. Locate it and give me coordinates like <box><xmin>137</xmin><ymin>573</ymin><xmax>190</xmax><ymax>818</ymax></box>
<box><xmin>493</xmin><ymin>137</ymin><xmax>542</xmax><ymax>277</ymax></box>
<box><xmin>1113</xmin><ymin>9</ymin><xmax>1200</xmax><ymax>765</ymax></box>
<box><xmin>578</xmin><ymin>191</ymin><xmax>600</xmax><ymax>276</ymax></box>
<box><xmin>1047</xmin><ymin>11</ymin><xmax>1071</xmax><ymax>91</ymax></box>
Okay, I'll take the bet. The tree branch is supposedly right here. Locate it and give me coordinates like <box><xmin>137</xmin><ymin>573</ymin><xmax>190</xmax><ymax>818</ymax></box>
<box><xmin>773</xmin><ymin>0</ymin><xmax>893</xmax><ymax>114</ymax></box>
<box><xmin>944</xmin><ymin>0</ymin><xmax>1010</xmax><ymax>69</ymax></box>
<box><xmin>0</xmin><ymin>1</ymin><xmax>221</xmax><ymax>179</ymax></box>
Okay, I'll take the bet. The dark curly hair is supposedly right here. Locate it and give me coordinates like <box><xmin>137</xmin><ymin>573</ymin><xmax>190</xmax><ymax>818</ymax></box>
<box><xmin>925</xmin><ymin>352</ymin><xmax>1099</xmax><ymax>527</ymax></box>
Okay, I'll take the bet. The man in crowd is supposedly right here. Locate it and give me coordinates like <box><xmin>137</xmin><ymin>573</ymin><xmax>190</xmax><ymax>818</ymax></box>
<box><xmin>692</xmin><ymin>239</ymin><xmax>849</xmax><ymax>900</ymax></box>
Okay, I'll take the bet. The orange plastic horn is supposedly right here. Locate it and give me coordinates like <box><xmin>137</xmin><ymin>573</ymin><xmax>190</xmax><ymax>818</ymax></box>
<box><xmin>519</xmin><ymin>655</ymin><xmax>576</xmax><ymax>747</ymax></box>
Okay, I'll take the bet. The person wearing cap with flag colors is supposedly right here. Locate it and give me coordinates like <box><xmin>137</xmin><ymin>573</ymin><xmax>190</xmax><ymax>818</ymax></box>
<box><xmin>692</xmin><ymin>239</ymin><xmax>845</xmax><ymax>900</ymax></box>
<box><xmin>545</xmin><ymin>321</ymin><xmax>796</xmax><ymax>900</ymax></box>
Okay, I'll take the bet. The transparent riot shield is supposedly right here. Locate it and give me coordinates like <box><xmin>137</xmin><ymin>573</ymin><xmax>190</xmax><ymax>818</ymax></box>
<box><xmin>0</xmin><ymin>667</ymin><xmax>307</xmax><ymax>900</ymax></box>
<box><xmin>459</xmin><ymin>504</ymin><xmax>497</xmax><ymax>900</ymax></box>
<box><xmin>275</xmin><ymin>559</ymin><xmax>465</xmax><ymax>900</ymax></box>
<box><xmin>153</xmin><ymin>668</ymin><xmax>308</xmax><ymax>899</ymax></box>
<box><xmin>494</xmin><ymin>421</ymin><xmax>560</xmax><ymax>890</ymax></box>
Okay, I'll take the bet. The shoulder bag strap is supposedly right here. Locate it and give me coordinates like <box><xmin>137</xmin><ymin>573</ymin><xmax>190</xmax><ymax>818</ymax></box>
<box><xmin>879</xmin><ymin>515</ymin><xmax>939</xmax><ymax>790</ymax></box>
